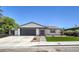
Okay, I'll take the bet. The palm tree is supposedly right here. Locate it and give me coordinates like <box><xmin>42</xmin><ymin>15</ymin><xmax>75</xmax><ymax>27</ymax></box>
<box><xmin>0</xmin><ymin>7</ymin><xmax>3</xmax><ymax>18</ymax></box>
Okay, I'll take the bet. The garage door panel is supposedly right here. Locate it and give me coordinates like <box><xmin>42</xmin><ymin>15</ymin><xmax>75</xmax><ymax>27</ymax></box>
<box><xmin>20</xmin><ymin>28</ymin><xmax>36</xmax><ymax>35</ymax></box>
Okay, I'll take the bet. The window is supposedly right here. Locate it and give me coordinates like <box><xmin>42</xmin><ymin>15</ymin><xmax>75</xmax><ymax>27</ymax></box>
<box><xmin>50</xmin><ymin>29</ymin><xmax>55</xmax><ymax>33</ymax></box>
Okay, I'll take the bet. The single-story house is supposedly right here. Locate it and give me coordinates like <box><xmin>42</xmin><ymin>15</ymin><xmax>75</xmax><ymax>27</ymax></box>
<box><xmin>10</xmin><ymin>22</ymin><xmax>62</xmax><ymax>36</ymax></box>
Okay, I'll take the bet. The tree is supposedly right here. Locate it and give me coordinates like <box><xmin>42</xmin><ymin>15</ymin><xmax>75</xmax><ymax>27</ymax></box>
<box><xmin>0</xmin><ymin>17</ymin><xmax>19</xmax><ymax>34</ymax></box>
<box><xmin>64</xmin><ymin>30</ymin><xmax>74</xmax><ymax>36</ymax></box>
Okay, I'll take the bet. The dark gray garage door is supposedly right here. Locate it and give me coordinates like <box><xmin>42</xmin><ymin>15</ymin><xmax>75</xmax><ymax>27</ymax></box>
<box><xmin>20</xmin><ymin>28</ymin><xmax>36</xmax><ymax>36</ymax></box>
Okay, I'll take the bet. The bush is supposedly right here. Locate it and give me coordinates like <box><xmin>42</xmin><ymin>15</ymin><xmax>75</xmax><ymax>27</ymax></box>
<box><xmin>64</xmin><ymin>30</ymin><xmax>79</xmax><ymax>37</ymax></box>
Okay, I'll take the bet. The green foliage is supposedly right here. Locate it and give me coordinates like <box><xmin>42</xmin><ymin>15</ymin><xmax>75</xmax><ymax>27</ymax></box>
<box><xmin>0</xmin><ymin>17</ymin><xmax>19</xmax><ymax>34</ymax></box>
<box><xmin>64</xmin><ymin>29</ymin><xmax>79</xmax><ymax>36</ymax></box>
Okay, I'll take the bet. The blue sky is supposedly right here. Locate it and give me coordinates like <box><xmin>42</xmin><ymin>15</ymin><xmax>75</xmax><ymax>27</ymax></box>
<box><xmin>1</xmin><ymin>6</ymin><xmax>79</xmax><ymax>28</ymax></box>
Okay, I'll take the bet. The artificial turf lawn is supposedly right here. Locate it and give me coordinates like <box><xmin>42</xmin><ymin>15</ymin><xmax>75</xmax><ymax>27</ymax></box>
<box><xmin>46</xmin><ymin>36</ymin><xmax>79</xmax><ymax>42</ymax></box>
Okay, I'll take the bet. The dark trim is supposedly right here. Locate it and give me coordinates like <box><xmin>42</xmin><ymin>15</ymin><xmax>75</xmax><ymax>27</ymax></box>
<box><xmin>20</xmin><ymin>27</ymin><xmax>47</xmax><ymax>29</ymax></box>
<box><xmin>20</xmin><ymin>22</ymin><xmax>47</xmax><ymax>28</ymax></box>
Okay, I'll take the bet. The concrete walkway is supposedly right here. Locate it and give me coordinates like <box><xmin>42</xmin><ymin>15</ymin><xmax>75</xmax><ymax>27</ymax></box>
<box><xmin>40</xmin><ymin>36</ymin><xmax>46</xmax><ymax>42</ymax></box>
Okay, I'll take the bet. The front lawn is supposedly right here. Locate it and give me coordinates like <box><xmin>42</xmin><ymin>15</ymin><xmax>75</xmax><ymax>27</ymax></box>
<box><xmin>46</xmin><ymin>36</ymin><xmax>79</xmax><ymax>42</ymax></box>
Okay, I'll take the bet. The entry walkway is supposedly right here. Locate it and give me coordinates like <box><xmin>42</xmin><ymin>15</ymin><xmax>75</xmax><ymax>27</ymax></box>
<box><xmin>39</xmin><ymin>36</ymin><xmax>46</xmax><ymax>42</ymax></box>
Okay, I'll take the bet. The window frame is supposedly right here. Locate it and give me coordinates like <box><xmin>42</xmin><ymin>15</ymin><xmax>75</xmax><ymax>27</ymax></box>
<box><xmin>50</xmin><ymin>29</ymin><xmax>56</xmax><ymax>33</ymax></box>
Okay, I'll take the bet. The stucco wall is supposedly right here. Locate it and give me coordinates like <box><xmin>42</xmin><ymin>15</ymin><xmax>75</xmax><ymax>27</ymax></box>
<box><xmin>45</xmin><ymin>29</ymin><xmax>61</xmax><ymax>36</ymax></box>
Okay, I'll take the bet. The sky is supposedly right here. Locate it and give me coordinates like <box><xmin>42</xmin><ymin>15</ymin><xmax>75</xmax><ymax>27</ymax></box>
<box><xmin>1</xmin><ymin>6</ymin><xmax>79</xmax><ymax>28</ymax></box>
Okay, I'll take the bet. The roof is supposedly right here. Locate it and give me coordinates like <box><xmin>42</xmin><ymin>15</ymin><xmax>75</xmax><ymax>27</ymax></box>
<box><xmin>20</xmin><ymin>22</ymin><xmax>47</xmax><ymax>28</ymax></box>
<box><xmin>20</xmin><ymin>22</ymin><xmax>61</xmax><ymax>30</ymax></box>
<box><xmin>47</xmin><ymin>26</ymin><xmax>62</xmax><ymax>30</ymax></box>
<box><xmin>65</xmin><ymin>27</ymin><xmax>79</xmax><ymax>30</ymax></box>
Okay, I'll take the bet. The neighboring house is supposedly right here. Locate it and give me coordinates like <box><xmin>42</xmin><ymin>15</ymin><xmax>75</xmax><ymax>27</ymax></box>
<box><xmin>10</xmin><ymin>22</ymin><xmax>62</xmax><ymax>36</ymax></box>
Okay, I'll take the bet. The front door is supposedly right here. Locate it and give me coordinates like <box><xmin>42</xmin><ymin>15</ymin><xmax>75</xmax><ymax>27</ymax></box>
<box><xmin>40</xmin><ymin>29</ymin><xmax>45</xmax><ymax>36</ymax></box>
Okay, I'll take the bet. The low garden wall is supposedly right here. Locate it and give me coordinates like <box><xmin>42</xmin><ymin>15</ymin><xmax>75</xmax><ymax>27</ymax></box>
<box><xmin>0</xmin><ymin>34</ymin><xmax>9</xmax><ymax>38</ymax></box>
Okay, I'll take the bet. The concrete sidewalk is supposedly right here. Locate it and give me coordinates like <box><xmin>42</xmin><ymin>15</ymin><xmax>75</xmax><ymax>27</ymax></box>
<box><xmin>0</xmin><ymin>45</ymin><xmax>79</xmax><ymax>52</ymax></box>
<box><xmin>0</xmin><ymin>36</ymin><xmax>79</xmax><ymax>52</ymax></box>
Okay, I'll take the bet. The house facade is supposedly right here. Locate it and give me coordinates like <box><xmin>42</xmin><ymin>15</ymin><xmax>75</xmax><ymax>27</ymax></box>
<box><xmin>11</xmin><ymin>22</ymin><xmax>61</xmax><ymax>36</ymax></box>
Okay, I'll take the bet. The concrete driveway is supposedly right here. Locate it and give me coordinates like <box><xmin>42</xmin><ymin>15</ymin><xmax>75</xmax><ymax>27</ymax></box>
<box><xmin>0</xmin><ymin>36</ymin><xmax>35</xmax><ymax>47</ymax></box>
